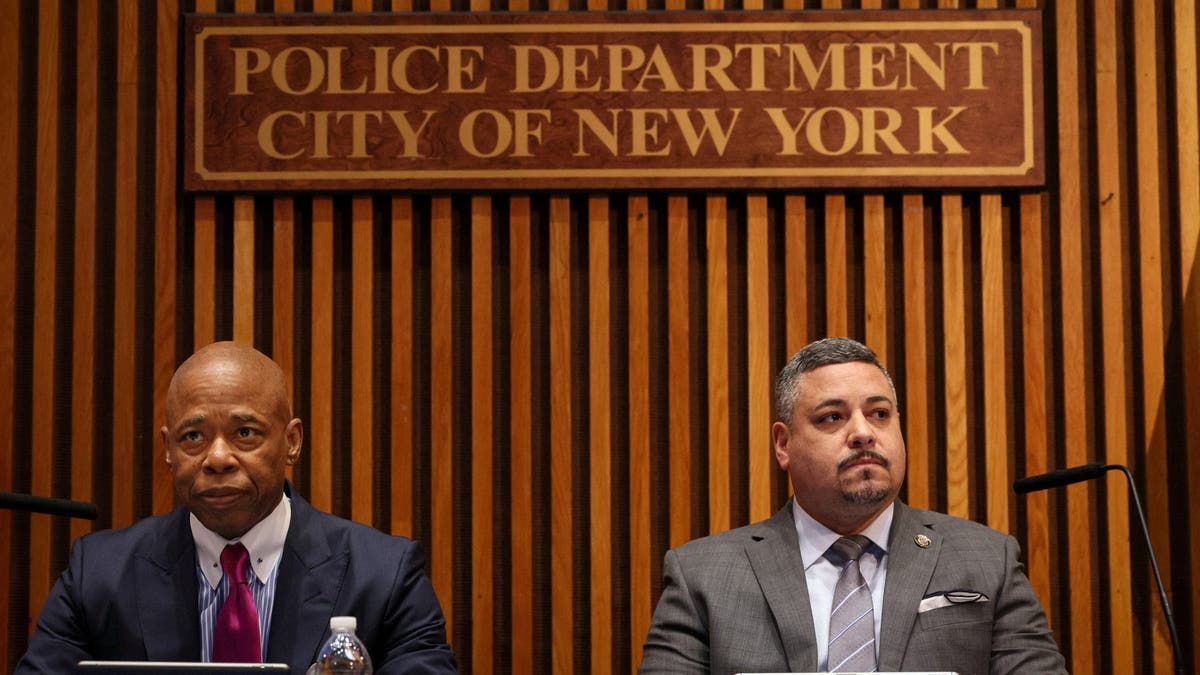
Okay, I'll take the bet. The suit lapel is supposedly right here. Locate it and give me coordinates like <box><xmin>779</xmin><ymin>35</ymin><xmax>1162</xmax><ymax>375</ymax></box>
<box><xmin>744</xmin><ymin>503</ymin><xmax>819</xmax><ymax>672</ymax></box>
<box><xmin>266</xmin><ymin>486</ymin><xmax>347</xmax><ymax>671</ymax></box>
<box><xmin>877</xmin><ymin>501</ymin><xmax>939</xmax><ymax>671</ymax></box>
<box><xmin>136</xmin><ymin>508</ymin><xmax>202</xmax><ymax>660</ymax></box>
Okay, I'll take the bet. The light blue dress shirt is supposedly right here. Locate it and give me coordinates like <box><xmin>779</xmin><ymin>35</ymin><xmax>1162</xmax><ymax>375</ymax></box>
<box><xmin>792</xmin><ymin>498</ymin><xmax>894</xmax><ymax>672</ymax></box>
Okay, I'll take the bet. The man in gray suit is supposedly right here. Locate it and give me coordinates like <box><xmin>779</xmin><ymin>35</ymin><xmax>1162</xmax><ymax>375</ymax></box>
<box><xmin>639</xmin><ymin>337</ymin><xmax>1066</xmax><ymax>674</ymax></box>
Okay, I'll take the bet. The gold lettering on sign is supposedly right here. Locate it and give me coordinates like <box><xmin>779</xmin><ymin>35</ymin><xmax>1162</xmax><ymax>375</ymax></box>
<box><xmin>188</xmin><ymin>11</ymin><xmax>1042</xmax><ymax>190</ymax></box>
<box><xmin>762</xmin><ymin>106</ymin><xmax>970</xmax><ymax>156</ymax></box>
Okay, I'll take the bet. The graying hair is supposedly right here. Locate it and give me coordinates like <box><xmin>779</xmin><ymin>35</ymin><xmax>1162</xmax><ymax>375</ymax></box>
<box><xmin>774</xmin><ymin>337</ymin><xmax>896</xmax><ymax>425</ymax></box>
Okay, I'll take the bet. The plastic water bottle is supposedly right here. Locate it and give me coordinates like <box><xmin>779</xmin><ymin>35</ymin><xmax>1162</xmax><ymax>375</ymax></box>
<box><xmin>305</xmin><ymin>616</ymin><xmax>374</xmax><ymax>674</ymax></box>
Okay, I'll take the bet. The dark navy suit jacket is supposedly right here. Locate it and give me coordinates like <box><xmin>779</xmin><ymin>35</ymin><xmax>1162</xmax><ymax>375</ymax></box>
<box><xmin>16</xmin><ymin>484</ymin><xmax>456</xmax><ymax>674</ymax></box>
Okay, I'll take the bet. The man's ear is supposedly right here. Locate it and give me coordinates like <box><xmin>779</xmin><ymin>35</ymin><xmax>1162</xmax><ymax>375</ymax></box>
<box><xmin>285</xmin><ymin>418</ymin><xmax>304</xmax><ymax>465</ymax></box>
<box><xmin>771</xmin><ymin>421</ymin><xmax>791</xmax><ymax>470</ymax></box>
<box><xmin>161</xmin><ymin>426</ymin><xmax>173</xmax><ymax>467</ymax></box>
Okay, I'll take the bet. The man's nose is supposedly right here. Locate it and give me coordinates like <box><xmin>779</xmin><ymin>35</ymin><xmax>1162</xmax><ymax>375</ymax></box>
<box><xmin>847</xmin><ymin>412</ymin><xmax>877</xmax><ymax>448</ymax></box>
<box><xmin>202</xmin><ymin>437</ymin><xmax>238</xmax><ymax>472</ymax></box>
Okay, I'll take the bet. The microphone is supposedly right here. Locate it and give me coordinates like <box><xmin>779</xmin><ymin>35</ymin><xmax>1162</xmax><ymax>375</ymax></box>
<box><xmin>1012</xmin><ymin>462</ymin><xmax>1108</xmax><ymax>494</ymax></box>
<box><xmin>0</xmin><ymin>491</ymin><xmax>99</xmax><ymax>520</ymax></box>
<box><xmin>1014</xmin><ymin>463</ymin><xmax>1184</xmax><ymax>675</ymax></box>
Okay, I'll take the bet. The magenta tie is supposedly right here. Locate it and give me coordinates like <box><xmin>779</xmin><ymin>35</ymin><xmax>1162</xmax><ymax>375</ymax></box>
<box><xmin>213</xmin><ymin>543</ymin><xmax>262</xmax><ymax>663</ymax></box>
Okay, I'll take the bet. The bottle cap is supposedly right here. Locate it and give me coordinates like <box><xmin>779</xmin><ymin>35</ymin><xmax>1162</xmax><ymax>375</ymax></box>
<box><xmin>330</xmin><ymin>616</ymin><xmax>357</xmax><ymax>632</ymax></box>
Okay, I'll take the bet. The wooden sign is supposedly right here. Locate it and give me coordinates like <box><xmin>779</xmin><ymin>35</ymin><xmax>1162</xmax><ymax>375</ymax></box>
<box><xmin>184</xmin><ymin>10</ymin><xmax>1044</xmax><ymax>191</ymax></box>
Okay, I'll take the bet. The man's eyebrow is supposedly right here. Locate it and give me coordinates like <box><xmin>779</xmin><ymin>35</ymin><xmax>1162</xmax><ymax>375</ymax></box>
<box><xmin>231</xmin><ymin>413</ymin><xmax>265</xmax><ymax>424</ymax></box>
<box><xmin>174</xmin><ymin>415</ymin><xmax>206</xmax><ymax>431</ymax></box>
<box><xmin>813</xmin><ymin>398</ymin><xmax>848</xmax><ymax>410</ymax></box>
<box><xmin>812</xmin><ymin>395</ymin><xmax>894</xmax><ymax>410</ymax></box>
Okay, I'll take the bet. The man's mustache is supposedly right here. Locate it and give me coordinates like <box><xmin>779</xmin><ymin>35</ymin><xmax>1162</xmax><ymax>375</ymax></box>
<box><xmin>838</xmin><ymin>449</ymin><xmax>890</xmax><ymax>471</ymax></box>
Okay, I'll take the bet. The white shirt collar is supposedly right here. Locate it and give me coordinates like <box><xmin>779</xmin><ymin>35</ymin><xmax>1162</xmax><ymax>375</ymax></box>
<box><xmin>191</xmin><ymin>495</ymin><xmax>291</xmax><ymax>589</ymax></box>
<box><xmin>792</xmin><ymin>497</ymin><xmax>894</xmax><ymax>570</ymax></box>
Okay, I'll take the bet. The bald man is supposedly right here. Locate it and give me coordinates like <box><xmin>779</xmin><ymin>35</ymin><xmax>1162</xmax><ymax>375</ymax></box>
<box><xmin>17</xmin><ymin>342</ymin><xmax>457</xmax><ymax>674</ymax></box>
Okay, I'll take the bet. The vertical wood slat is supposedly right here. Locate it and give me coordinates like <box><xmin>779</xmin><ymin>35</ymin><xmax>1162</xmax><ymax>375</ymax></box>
<box><xmin>233</xmin><ymin>198</ymin><xmax>255</xmax><ymax>344</ymax></box>
<box><xmin>390</xmin><ymin>198</ymin><xmax>413</xmax><ymax>538</ymax></box>
<box><xmin>471</xmin><ymin>195</ymin><xmax>494</xmax><ymax>673</ymax></box>
<box><xmin>351</xmin><ymin>197</ymin><xmax>373</xmax><ymax>524</ymax></box>
<box><xmin>746</xmin><ymin>196</ymin><xmax>772</xmax><ymax>524</ymax></box>
<box><xmin>273</xmin><ymin>0</ymin><xmax>296</xmax><ymax>503</ymax></box>
<box><xmin>824</xmin><ymin>196</ymin><xmax>848</xmax><ymax>336</ymax></box>
<box><xmin>980</xmin><ymin>195</ymin><xmax>1009</xmax><ymax>533</ymax></box>
<box><xmin>588</xmin><ymin>195</ymin><xmax>613</xmax><ymax>675</ymax></box>
<box><xmin>1013</xmin><ymin>0</ymin><xmax>1051</xmax><ymax>632</ymax></box>
<box><xmin>784</xmin><ymin>195</ymin><xmax>808</xmax><ymax>354</ymax></box>
<box><xmin>389</xmin><ymin>0</ymin><xmax>414</xmax><ymax>537</ymax></box>
<box><xmin>627</xmin><ymin>195</ymin><xmax>651</xmax><ymax>673</ymax></box>
<box><xmin>901</xmin><ymin>195</ymin><xmax>930</xmax><ymax>510</ymax></box>
<box><xmin>349</xmin><ymin>0</ymin><xmax>376</xmax><ymax>529</ymax></box>
<box><xmin>496</xmin><ymin>0</ymin><xmax>525</xmax><ymax>651</ymax></box>
<box><xmin>621</xmin><ymin>17</ymin><xmax>650</xmax><ymax>675</ymax></box>
<box><xmin>508</xmin><ymin>197</ymin><xmax>533</xmax><ymax>675</ymax></box>
<box><xmin>310</xmin><ymin>199</ymin><xmax>334</xmax><ymax>513</ymax></box>
<box><xmin>1055</xmin><ymin>1</ymin><xmax>1097</xmax><ymax>670</ymax></box>
<box><xmin>192</xmin><ymin>0</ymin><xmax>217</xmax><ymax>389</ymax></box>
<box><xmin>821</xmin><ymin>0</ymin><xmax>847</xmax><ymax>343</ymax></box>
<box><xmin>898</xmin><ymin>0</ymin><xmax>925</xmax><ymax>496</ymax></box>
<box><xmin>193</xmin><ymin>197</ymin><xmax>216</xmax><ymax>349</ymax></box>
<box><xmin>1093</xmin><ymin>1</ymin><xmax>1134</xmax><ymax>669</ymax></box>
<box><xmin>549</xmin><ymin>196</ymin><xmax>573</xmax><ymax>675</ymax></box>
<box><xmin>427</xmin><ymin>0</ymin><xmax>454</xmax><ymax>653</ymax></box>
<box><xmin>192</xmin><ymin>7</ymin><xmax>215</xmax><ymax>351</ymax></box>
<box><xmin>1173</xmin><ymin>0</ymin><xmax>1200</xmax><ymax>671</ymax></box>
<box><xmin>1019</xmin><ymin>194</ymin><xmax>1052</xmax><ymax>621</ymax></box>
<box><xmin>153</xmin><ymin>0</ymin><xmax>179</xmax><ymax>515</ymax></box>
<box><xmin>898</xmin><ymin>5</ymin><xmax>929</xmax><ymax>531</ymax></box>
<box><xmin>273</xmin><ymin>201</ymin><xmax>295</xmax><ymax>486</ymax></box>
<box><xmin>862</xmin><ymin>196</ymin><xmax>887</xmax><ymax>360</ymax></box>
<box><xmin>429</xmin><ymin>196</ymin><xmax>454</xmax><ymax>643</ymax></box>
<box><xmin>706</xmin><ymin>196</ymin><xmax>730</xmax><ymax>534</ymax></box>
<box><xmin>30</xmin><ymin>0</ymin><xmax>60</xmax><ymax>620</ymax></box>
<box><xmin>667</xmin><ymin>196</ymin><xmax>690</xmax><ymax>547</ymax></box>
<box><xmin>940</xmin><ymin>196</ymin><xmax>969</xmax><ymax>519</ymax></box>
<box><xmin>309</xmin><ymin>0</ymin><xmax>335</xmax><ymax>544</ymax></box>
<box><xmin>272</xmin><ymin>201</ymin><xmax>295</xmax><ymax>406</ymax></box>
<box><xmin>73</xmin><ymin>0</ymin><xmax>100</xmax><ymax>543</ymax></box>
<box><xmin>1131</xmin><ymin>0</ymin><xmax>1172</xmax><ymax>669</ymax></box>
<box><xmin>273</xmin><ymin>0</ymin><xmax>296</xmax><ymax>490</ymax></box>
<box><xmin>230</xmin><ymin>0</ymin><xmax>252</xmax><ymax>370</ymax></box>
<box><xmin>585</xmin><ymin>0</ymin><xmax>610</xmax><ymax>658</ymax></box>
<box><xmin>112</xmin><ymin>0</ymin><xmax>138</xmax><ymax>531</ymax></box>
<box><xmin>0</xmin><ymin>0</ymin><xmax>14</xmax><ymax>656</ymax></box>
<box><xmin>466</xmin><ymin>0</ymin><xmax>493</xmax><ymax>653</ymax></box>
<box><xmin>782</xmin><ymin>0</ymin><xmax>806</xmax><ymax>408</ymax></box>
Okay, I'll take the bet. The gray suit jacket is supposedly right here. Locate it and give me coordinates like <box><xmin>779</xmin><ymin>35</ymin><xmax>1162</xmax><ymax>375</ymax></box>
<box><xmin>640</xmin><ymin>501</ymin><xmax>1066</xmax><ymax>675</ymax></box>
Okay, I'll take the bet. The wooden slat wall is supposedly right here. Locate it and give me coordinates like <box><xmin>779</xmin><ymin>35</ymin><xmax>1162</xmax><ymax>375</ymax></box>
<box><xmin>2</xmin><ymin>1</ymin><xmax>1199</xmax><ymax>673</ymax></box>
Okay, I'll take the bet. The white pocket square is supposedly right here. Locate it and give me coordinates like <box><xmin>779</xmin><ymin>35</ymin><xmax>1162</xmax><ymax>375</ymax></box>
<box><xmin>919</xmin><ymin>590</ymin><xmax>989</xmax><ymax>612</ymax></box>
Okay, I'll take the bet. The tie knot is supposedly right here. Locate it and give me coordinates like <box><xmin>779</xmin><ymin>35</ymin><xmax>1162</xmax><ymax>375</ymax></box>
<box><xmin>825</xmin><ymin>535</ymin><xmax>872</xmax><ymax>567</ymax></box>
<box><xmin>220</xmin><ymin>543</ymin><xmax>250</xmax><ymax>585</ymax></box>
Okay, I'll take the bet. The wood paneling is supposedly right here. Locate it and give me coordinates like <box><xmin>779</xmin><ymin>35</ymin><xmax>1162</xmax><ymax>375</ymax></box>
<box><xmin>1054</xmin><ymin>1</ymin><xmax>1097</xmax><ymax>671</ymax></box>
<box><xmin>30</xmin><ymin>0</ymin><xmax>60</xmax><ymax>623</ymax></box>
<box><xmin>3</xmin><ymin>2</ymin><xmax>1200</xmax><ymax>674</ymax></box>
<box><xmin>0</xmin><ymin>0</ymin><xmax>18</xmax><ymax>665</ymax></box>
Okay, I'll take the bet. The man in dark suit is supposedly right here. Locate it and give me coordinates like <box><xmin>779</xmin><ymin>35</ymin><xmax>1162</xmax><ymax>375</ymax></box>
<box><xmin>17</xmin><ymin>342</ymin><xmax>456</xmax><ymax>674</ymax></box>
<box><xmin>639</xmin><ymin>337</ymin><xmax>1066</xmax><ymax>674</ymax></box>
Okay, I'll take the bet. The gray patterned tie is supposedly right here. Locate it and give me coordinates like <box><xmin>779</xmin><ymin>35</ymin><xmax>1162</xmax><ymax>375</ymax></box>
<box><xmin>825</xmin><ymin>535</ymin><xmax>877</xmax><ymax>673</ymax></box>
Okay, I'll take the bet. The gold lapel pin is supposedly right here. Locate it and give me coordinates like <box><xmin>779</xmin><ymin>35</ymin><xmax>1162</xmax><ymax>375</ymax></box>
<box><xmin>915</xmin><ymin>534</ymin><xmax>932</xmax><ymax>548</ymax></box>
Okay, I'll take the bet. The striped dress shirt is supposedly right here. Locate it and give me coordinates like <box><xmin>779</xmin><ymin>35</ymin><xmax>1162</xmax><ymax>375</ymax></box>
<box><xmin>191</xmin><ymin>496</ymin><xmax>291</xmax><ymax>662</ymax></box>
